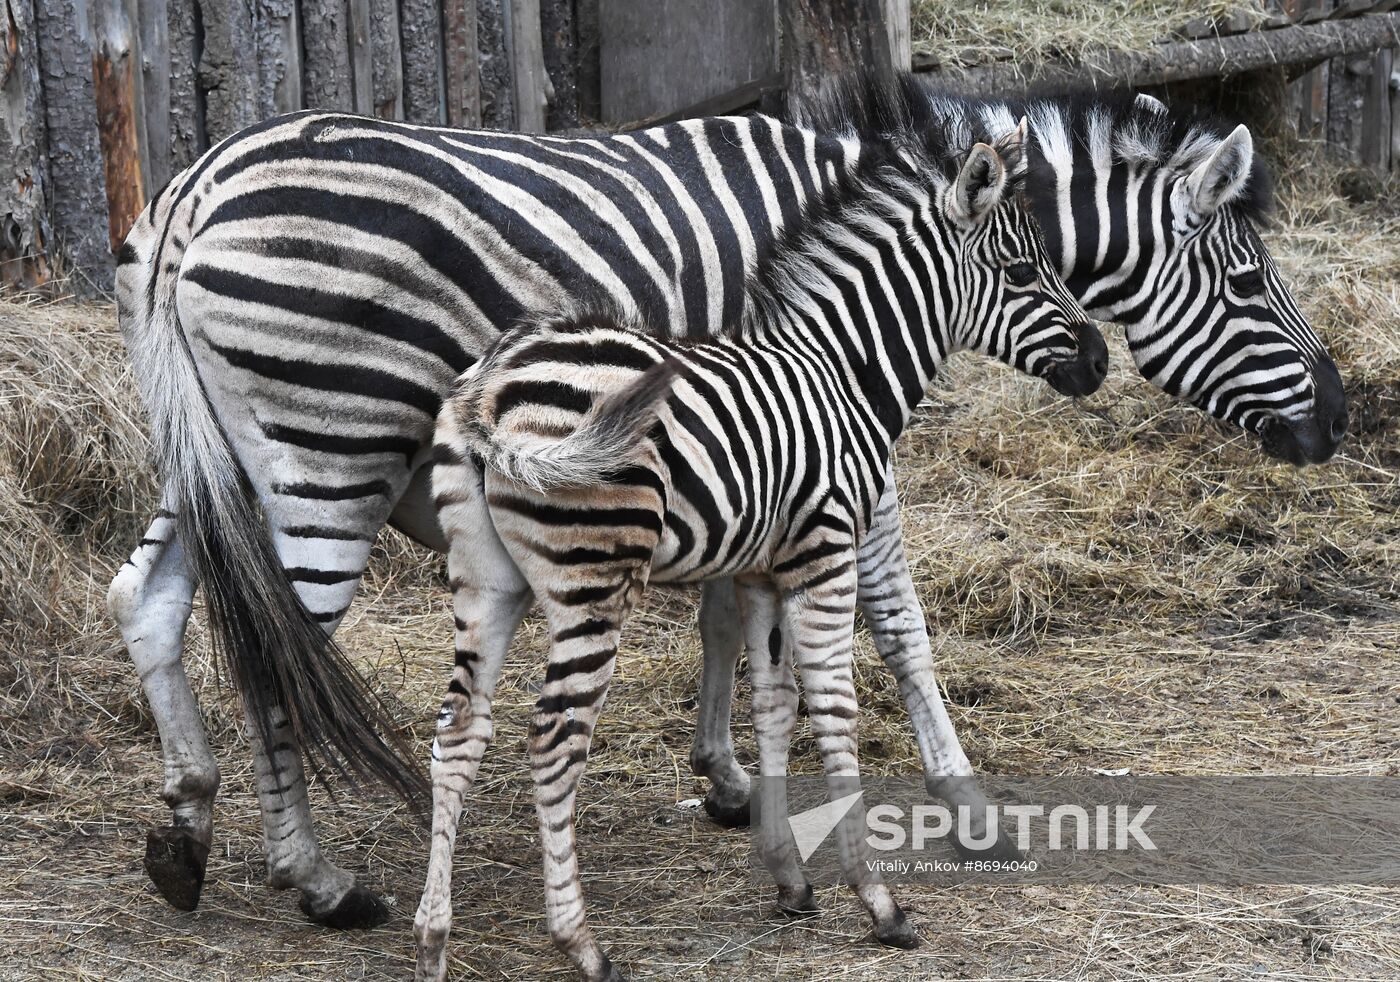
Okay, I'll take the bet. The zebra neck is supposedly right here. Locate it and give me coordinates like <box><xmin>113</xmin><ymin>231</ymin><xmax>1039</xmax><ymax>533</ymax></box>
<box><xmin>750</xmin><ymin>194</ymin><xmax>946</xmax><ymax>449</ymax></box>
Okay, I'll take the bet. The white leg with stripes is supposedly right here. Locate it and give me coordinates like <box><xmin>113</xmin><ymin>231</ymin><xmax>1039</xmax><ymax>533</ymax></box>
<box><xmin>781</xmin><ymin>567</ymin><xmax>918</xmax><ymax>949</ymax></box>
<box><xmin>107</xmin><ymin>498</ymin><xmax>216</xmax><ymax>912</ymax></box>
<box><xmin>690</xmin><ymin>579</ymin><xmax>752</xmax><ymax>826</ymax></box>
<box><xmin>416</xmin><ymin>449</ymin><xmax>532</xmax><ymax>982</ymax></box>
<box><xmin>734</xmin><ymin>579</ymin><xmax>814</xmax><ymax>913</ymax></box>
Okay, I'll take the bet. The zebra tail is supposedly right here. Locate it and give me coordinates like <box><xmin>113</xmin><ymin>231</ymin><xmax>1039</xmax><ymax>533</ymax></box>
<box><xmin>118</xmin><ymin>215</ymin><xmax>429</xmax><ymax>811</ymax></box>
<box><xmin>468</xmin><ymin>356</ymin><xmax>680</xmax><ymax>492</ymax></box>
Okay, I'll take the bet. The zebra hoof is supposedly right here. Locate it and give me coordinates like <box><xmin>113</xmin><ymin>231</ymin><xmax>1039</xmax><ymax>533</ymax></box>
<box><xmin>301</xmin><ymin>885</ymin><xmax>391</xmax><ymax>929</ymax></box>
<box><xmin>144</xmin><ymin>825</ymin><xmax>209</xmax><ymax>912</ymax></box>
<box><xmin>595</xmin><ymin>952</ymin><xmax>627</xmax><ymax>982</ymax></box>
<box><xmin>702</xmin><ymin>789</ymin><xmax>751</xmax><ymax>829</ymax></box>
<box><xmin>775</xmin><ymin>884</ymin><xmax>819</xmax><ymax>917</ymax></box>
<box><xmin>874</xmin><ymin>908</ymin><xmax>920</xmax><ymax>950</ymax></box>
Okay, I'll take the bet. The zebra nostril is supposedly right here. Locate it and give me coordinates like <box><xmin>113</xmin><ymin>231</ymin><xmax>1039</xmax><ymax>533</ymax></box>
<box><xmin>1329</xmin><ymin>416</ymin><xmax>1347</xmax><ymax>442</ymax></box>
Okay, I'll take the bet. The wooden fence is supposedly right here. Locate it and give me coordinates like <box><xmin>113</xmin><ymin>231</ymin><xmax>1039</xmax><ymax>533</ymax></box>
<box><xmin>1</xmin><ymin>0</ymin><xmax>1396</xmax><ymax>296</ymax></box>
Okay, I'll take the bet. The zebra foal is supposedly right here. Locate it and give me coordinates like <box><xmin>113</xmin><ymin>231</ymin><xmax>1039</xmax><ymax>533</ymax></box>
<box><xmin>416</xmin><ymin>125</ymin><xmax>1105</xmax><ymax>981</ymax></box>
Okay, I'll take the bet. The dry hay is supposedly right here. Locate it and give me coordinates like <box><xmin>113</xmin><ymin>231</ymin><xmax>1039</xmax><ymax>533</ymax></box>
<box><xmin>0</xmin><ymin>154</ymin><xmax>1397</xmax><ymax>980</ymax></box>
<box><xmin>910</xmin><ymin>1</ymin><xmax>1264</xmax><ymax>68</ymax></box>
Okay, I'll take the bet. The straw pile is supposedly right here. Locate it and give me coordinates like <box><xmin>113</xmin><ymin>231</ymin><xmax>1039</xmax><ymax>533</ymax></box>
<box><xmin>0</xmin><ymin>154</ymin><xmax>1395</xmax><ymax>978</ymax></box>
<box><xmin>911</xmin><ymin>1</ymin><xmax>1265</xmax><ymax>67</ymax></box>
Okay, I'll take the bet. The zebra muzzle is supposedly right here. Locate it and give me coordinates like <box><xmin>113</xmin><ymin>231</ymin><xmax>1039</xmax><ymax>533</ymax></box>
<box><xmin>1044</xmin><ymin>321</ymin><xmax>1109</xmax><ymax>398</ymax></box>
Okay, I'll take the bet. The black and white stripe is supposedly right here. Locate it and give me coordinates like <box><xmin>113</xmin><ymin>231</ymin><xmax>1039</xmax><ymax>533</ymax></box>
<box><xmin>108</xmin><ymin>73</ymin><xmax>1345</xmax><ymax>924</ymax></box>
<box><xmin>415</xmin><ymin>127</ymin><xmax>1102</xmax><ymax>980</ymax></box>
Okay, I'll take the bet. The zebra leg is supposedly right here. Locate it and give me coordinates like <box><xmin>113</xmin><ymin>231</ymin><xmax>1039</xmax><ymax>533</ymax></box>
<box><xmin>691</xmin><ymin>579</ymin><xmax>752</xmax><ymax>828</ymax></box>
<box><xmin>734</xmin><ymin>579</ymin><xmax>815</xmax><ymax>915</ymax></box>
<box><xmin>783</xmin><ymin>569</ymin><xmax>919</xmax><ymax>951</ymax></box>
<box><xmin>107</xmin><ymin>503</ymin><xmax>216</xmax><ymax>912</ymax></box>
<box><xmin>415</xmin><ymin>443</ymin><xmax>532</xmax><ymax>980</ymax></box>
<box><xmin>857</xmin><ymin>473</ymin><xmax>1018</xmax><ymax>859</ymax></box>
<box><xmin>247</xmin><ymin>480</ymin><xmax>412</xmax><ymax>927</ymax></box>
<box><xmin>529</xmin><ymin>588</ymin><xmax>642</xmax><ymax>982</ymax></box>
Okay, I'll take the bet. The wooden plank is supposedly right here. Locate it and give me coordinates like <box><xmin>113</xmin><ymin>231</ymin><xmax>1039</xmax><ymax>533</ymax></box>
<box><xmin>509</xmin><ymin>0</ymin><xmax>548</xmax><ymax>132</ymax></box>
<box><xmin>167</xmin><ymin>0</ymin><xmax>200</xmax><ymax>169</ymax></box>
<box><xmin>783</xmin><ymin>0</ymin><xmax>893</xmax><ymax>101</ymax></box>
<box><xmin>541</xmin><ymin>0</ymin><xmax>579</xmax><ymax>129</ymax></box>
<box><xmin>1327</xmin><ymin>51</ymin><xmax>1370</xmax><ymax>161</ymax></box>
<box><xmin>369</xmin><ymin>0</ymin><xmax>404</xmax><ymax>118</ymax></box>
<box><xmin>254</xmin><ymin>0</ymin><xmax>303</xmax><ymax>116</ymax></box>
<box><xmin>600</xmin><ymin>0</ymin><xmax>778</xmax><ymax>124</ymax></box>
<box><xmin>302</xmin><ymin>0</ymin><xmax>354</xmax><ymax>110</ymax></box>
<box><xmin>1289</xmin><ymin>0</ymin><xmax>1331</xmax><ymax>140</ymax></box>
<box><xmin>348</xmin><ymin>0</ymin><xmax>374</xmax><ymax>114</ymax></box>
<box><xmin>885</xmin><ymin>0</ymin><xmax>911</xmax><ymax>72</ymax></box>
<box><xmin>137</xmin><ymin>0</ymin><xmax>170</xmax><ymax>192</ymax></box>
<box><xmin>34</xmin><ymin>0</ymin><xmax>114</xmax><ymax>288</ymax></box>
<box><xmin>575</xmin><ymin>0</ymin><xmax>600</xmax><ymax>122</ymax></box>
<box><xmin>619</xmin><ymin>72</ymin><xmax>784</xmax><ymax>131</ymax></box>
<box><xmin>1359</xmin><ymin>45</ymin><xmax>1393</xmax><ymax>169</ymax></box>
<box><xmin>91</xmin><ymin>0</ymin><xmax>148</xmax><ymax>253</ymax></box>
<box><xmin>398</xmin><ymin>0</ymin><xmax>445</xmax><ymax>124</ymax></box>
<box><xmin>197</xmin><ymin>0</ymin><xmax>259</xmax><ymax>141</ymax></box>
<box><xmin>443</xmin><ymin>0</ymin><xmax>482</xmax><ymax>126</ymax></box>
<box><xmin>0</xmin><ymin>0</ymin><xmax>53</xmax><ymax>288</ymax></box>
<box><xmin>478</xmin><ymin>0</ymin><xmax>517</xmax><ymax>128</ymax></box>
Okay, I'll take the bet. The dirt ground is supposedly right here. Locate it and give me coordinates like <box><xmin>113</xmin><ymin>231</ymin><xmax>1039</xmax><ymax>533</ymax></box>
<box><xmin>1</xmin><ymin>159</ymin><xmax>1398</xmax><ymax>980</ymax></box>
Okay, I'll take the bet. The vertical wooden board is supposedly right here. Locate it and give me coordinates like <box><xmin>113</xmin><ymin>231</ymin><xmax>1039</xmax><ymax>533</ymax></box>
<box><xmin>1392</xmin><ymin>52</ymin><xmax>1400</xmax><ymax>168</ymax></box>
<box><xmin>167</xmin><ymin>0</ymin><xmax>201</xmax><ymax>169</ymax></box>
<box><xmin>574</xmin><ymin>0</ymin><xmax>600</xmax><ymax>123</ymax></box>
<box><xmin>783</xmin><ymin>0</ymin><xmax>892</xmax><ymax>101</ymax></box>
<box><xmin>0</xmin><ymin>0</ymin><xmax>53</xmax><ymax>287</ymax></box>
<box><xmin>541</xmin><ymin>0</ymin><xmax>579</xmax><ymax>129</ymax></box>
<box><xmin>302</xmin><ymin>0</ymin><xmax>355</xmax><ymax>110</ymax></box>
<box><xmin>443</xmin><ymin>0</ymin><xmax>482</xmax><ymax>126</ymax></box>
<box><xmin>1327</xmin><ymin>51</ymin><xmax>1370</xmax><ymax>163</ymax></box>
<box><xmin>1360</xmin><ymin>47</ymin><xmax>1393</xmax><ymax>171</ymax></box>
<box><xmin>91</xmin><ymin>0</ymin><xmax>149</xmax><ymax>252</ymax></box>
<box><xmin>137</xmin><ymin>0</ymin><xmax>171</xmax><ymax>192</ymax></box>
<box><xmin>34</xmin><ymin>0</ymin><xmax>114</xmax><ymax>287</ymax></box>
<box><xmin>509</xmin><ymin>0</ymin><xmax>547</xmax><ymax>132</ymax></box>
<box><xmin>368</xmin><ymin>0</ymin><xmax>404</xmax><ymax>118</ymax></box>
<box><xmin>478</xmin><ymin>0</ymin><xmax>516</xmax><ymax>129</ymax></box>
<box><xmin>348</xmin><ymin>0</ymin><xmax>374</xmax><ymax>114</ymax></box>
<box><xmin>885</xmin><ymin>0</ymin><xmax>911</xmax><ymax>72</ymax></box>
<box><xmin>398</xmin><ymin>0</ymin><xmax>445</xmax><ymax>124</ymax></box>
<box><xmin>255</xmin><ymin>0</ymin><xmax>304</xmax><ymax>116</ymax></box>
<box><xmin>600</xmin><ymin>0</ymin><xmax>778</xmax><ymax>124</ymax></box>
<box><xmin>197</xmin><ymin>0</ymin><xmax>260</xmax><ymax>141</ymax></box>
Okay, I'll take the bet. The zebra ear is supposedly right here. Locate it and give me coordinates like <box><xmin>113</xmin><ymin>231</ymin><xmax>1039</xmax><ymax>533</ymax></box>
<box><xmin>992</xmin><ymin>116</ymin><xmax>1029</xmax><ymax>179</ymax></box>
<box><xmin>1185</xmin><ymin>124</ymin><xmax>1254</xmax><ymax>215</ymax></box>
<box><xmin>949</xmin><ymin>142</ymin><xmax>1007</xmax><ymax>225</ymax></box>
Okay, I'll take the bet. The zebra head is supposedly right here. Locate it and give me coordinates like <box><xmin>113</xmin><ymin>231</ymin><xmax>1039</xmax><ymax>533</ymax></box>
<box><xmin>1122</xmin><ymin>118</ymin><xmax>1347</xmax><ymax>465</ymax></box>
<box><xmin>941</xmin><ymin>124</ymin><xmax>1107</xmax><ymax>400</ymax></box>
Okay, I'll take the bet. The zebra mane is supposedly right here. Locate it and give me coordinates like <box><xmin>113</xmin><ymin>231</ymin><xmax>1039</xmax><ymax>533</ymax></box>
<box><xmin>787</xmin><ymin>70</ymin><xmax>1273</xmax><ymax>225</ymax></box>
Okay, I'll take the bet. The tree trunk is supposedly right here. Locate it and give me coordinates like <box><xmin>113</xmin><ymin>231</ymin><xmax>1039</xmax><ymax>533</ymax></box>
<box><xmin>255</xmin><ymin>0</ymin><xmax>303</xmax><ymax>117</ymax></box>
<box><xmin>477</xmin><ymin>0</ymin><xmax>516</xmax><ymax>129</ymax></box>
<box><xmin>0</xmin><ymin>0</ymin><xmax>52</xmax><ymax>288</ymax></box>
<box><xmin>400</xmin><ymin>0</ymin><xmax>445</xmax><ymax>124</ymax></box>
<box><xmin>369</xmin><ymin>0</ymin><xmax>405</xmax><ymax>118</ymax></box>
<box><xmin>443</xmin><ymin>0</ymin><xmax>482</xmax><ymax>126</ymax></box>
<box><xmin>91</xmin><ymin>0</ymin><xmax>149</xmax><ymax>253</ymax></box>
<box><xmin>34</xmin><ymin>0</ymin><xmax>112</xmax><ymax>291</ymax></box>
<box><xmin>167</xmin><ymin>0</ymin><xmax>201</xmax><ymax>170</ymax></box>
<box><xmin>196</xmin><ymin>0</ymin><xmax>259</xmax><ymax>141</ymax></box>
<box><xmin>302</xmin><ymin>0</ymin><xmax>354</xmax><ymax>110</ymax></box>
<box><xmin>782</xmin><ymin>0</ymin><xmax>893</xmax><ymax>103</ymax></box>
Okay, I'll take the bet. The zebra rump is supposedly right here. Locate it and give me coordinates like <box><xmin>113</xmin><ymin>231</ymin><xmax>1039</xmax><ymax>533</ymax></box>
<box><xmin>115</xmin><ymin>203</ymin><xmax>428</xmax><ymax>808</ymax></box>
<box><xmin>454</xmin><ymin>312</ymin><xmax>680</xmax><ymax>493</ymax></box>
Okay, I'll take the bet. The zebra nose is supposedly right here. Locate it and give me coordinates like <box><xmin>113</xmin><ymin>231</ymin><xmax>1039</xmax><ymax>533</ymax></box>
<box><xmin>1313</xmin><ymin>356</ymin><xmax>1348</xmax><ymax>446</ymax></box>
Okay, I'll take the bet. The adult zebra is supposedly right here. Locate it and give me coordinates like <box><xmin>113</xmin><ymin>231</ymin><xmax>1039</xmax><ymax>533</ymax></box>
<box><xmin>109</xmin><ymin>74</ymin><xmax>1346</xmax><ymax>926</ymax></box>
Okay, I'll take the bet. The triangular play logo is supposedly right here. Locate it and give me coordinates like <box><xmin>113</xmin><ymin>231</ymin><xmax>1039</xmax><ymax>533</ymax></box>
<box><xmin>787</xmin><ymin>791</ymin><xmax>864</xmax><ymax>862</ymax></box>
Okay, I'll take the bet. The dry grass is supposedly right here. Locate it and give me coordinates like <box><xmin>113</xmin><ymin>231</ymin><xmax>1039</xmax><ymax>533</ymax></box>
<box><xmin>1</xmin><ymin>156</ymin><xmax>1397</xmax><ymax>979</ymax></box>
<box><xmin>910</xmin><ymin>1</ymin><xmax>1265</xmax><ymax>67</ymax></box>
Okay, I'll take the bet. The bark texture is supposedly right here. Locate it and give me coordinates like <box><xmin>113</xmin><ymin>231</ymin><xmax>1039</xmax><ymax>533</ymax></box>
<box><xmin>0</xmin><ymin>0</ymin><xmax>52</xmax><ymax>287</ymax></box>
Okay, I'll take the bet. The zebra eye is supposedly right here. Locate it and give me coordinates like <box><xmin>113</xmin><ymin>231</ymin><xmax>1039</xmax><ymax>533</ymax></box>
<box><xmin>1005</xmin><ymin>262</ymin><xmax>1038</xmax><ymax>287</ymax></box>
<box><xmin>1230</xmin><ymin>269</ymin><xmax>1265</xmax><ymax>298</ymax></box>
